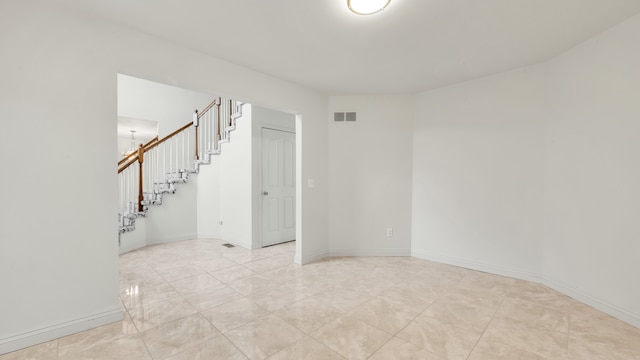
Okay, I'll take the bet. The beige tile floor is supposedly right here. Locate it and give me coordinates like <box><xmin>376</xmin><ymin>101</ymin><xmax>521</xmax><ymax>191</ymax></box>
<box><xmin>3</xmin><ymin>239</ymin><xmax>640</xmax><ymax>359</ymax></box>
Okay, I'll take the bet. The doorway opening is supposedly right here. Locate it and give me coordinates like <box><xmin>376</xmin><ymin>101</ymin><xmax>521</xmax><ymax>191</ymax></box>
<box><xmin>250</xmin><ymin>106</ymin><xmax>297</xmax><ymax>249</ymax></box>
<box><xmin>117</xmin><ymin>74</ymin><xmax>301</xmax><ymax>262</ymax></box>
<box><xmin>260</xmin><ymin>127</ymin><xmax>296</xmax><ymax>247</ymax></box>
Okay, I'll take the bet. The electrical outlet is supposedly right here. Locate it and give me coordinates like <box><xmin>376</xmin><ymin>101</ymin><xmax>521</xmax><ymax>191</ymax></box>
<box><xmin>386</xmin><ymin>228</ymin><xmax>393</xmax><ymax>237</ymax></box>
<box><xmin>219</xmin><ymin>217</ymin><xmax>224</xmax><ymax>225</ymax></box>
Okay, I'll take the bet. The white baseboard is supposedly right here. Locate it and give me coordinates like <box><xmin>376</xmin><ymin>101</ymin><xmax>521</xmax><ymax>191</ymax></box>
<box><xmin>410</xmin><ymin>250</ymin><xmax>544</xmax><ymax>283</ymax></box>
<box><xmin>121</xmin><ymin>233</ymin><xmax>208</xmax><ymax>253</ymax></box>
<box><xmin>196</xmin><ymin>232</ymin><xmax>220</xmax><ymax>240</ymax></box>
<box><xmin>410</xmin><ymin>249</ymin><xmax>640</xmax><ymax>329</ymax></box>
<box><xmin>227</xmin><ymin>240</ymin><xmax>252</xmax><ymax>250</ymax></box>
<box><xmin>300</xmin><ymin>248</ymin><xmax>410</xmax><ymax>265</ymax></box>
<box><xmin>544</xmin><ymin>277</ymin><xmax>640</xmax><ymax>329</ymax></box>
<box><xmin>330</xmin><ymin>248</ymin><xmax>411</xmax><ymax>257</ymax></box>
<box><xmin>148</xmin><ymin>232</ymin><xmax>197</xmax><ymax>245</ymax></box>
<box><xmin>119</xmin><ymin>239</ymin><xmax>145</xmax><ymax>254</ymax></box>
<box><xmin>0</xmin><ymin>306</ymin><xmax>123</xmax><ymax>356</ymax></box>
<box><xmin>300</xmin><ymin>250</ymin><xmax>330</xmax><ymax>265</ymax></box>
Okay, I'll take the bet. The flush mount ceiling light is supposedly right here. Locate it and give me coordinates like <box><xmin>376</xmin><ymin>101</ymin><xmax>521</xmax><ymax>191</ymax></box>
<box><xmin>347</xmin><ymin>0</ymin><xmax>391</xmax><ymax>15</ymax></box>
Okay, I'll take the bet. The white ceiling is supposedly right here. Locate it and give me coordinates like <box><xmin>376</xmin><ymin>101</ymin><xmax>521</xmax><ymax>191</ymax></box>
<box><xmin>117</xmin><ymin>117</ymin><xmax>158</xmax><ymax>155</ymax></box>
<box><xmin>117</xmin><ymin>117</ymin><xmax>158</xmax><ymax>139</ymax></box>
<box><xmin>54</xmin><ymin>0</ymin><xmax>640</xmax><ymax>94</ymax></box>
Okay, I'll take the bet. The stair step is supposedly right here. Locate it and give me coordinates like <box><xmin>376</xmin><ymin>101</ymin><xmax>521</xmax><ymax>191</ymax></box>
<box><xmin>118</xmin><ymin>100</ymin><xmax>245</xmax><ymax>237</ymax></box>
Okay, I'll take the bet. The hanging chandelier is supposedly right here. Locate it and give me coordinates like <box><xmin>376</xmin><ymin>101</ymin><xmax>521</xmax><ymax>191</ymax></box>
<box><xmin>123</xmin><ymin>130</ymin><xmax>137</xmax><ymax>156</ymax></box>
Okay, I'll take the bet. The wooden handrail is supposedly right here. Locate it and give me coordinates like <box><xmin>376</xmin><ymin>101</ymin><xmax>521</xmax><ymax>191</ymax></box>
<box><xmin>142</xmin><ymin>136</ymin><xmax>159</xmax><ymax>149</ymax></box>
<box><xmin>118</xmin><ymin>122</ymin><xmax>192</xmax><ymax>173</ymax></box>
<box><xmin>118</xmin><ymin>153</ymin><xmax>135</xmax><ymax>167</ymax></box>
<box><xmin>117</xmin><ymin>97</ymin><xmax>234</xmax><ymax>173</ymax></box>
<box><xmin>117</xmin><ymin>96</ymin><xmax>234</xmax><ymax>217</ymax></box>
<box><xmin>117</xmin><ymin>136</ymin><xmax>158</xmax><ymax>166</ymax></box>
<box><xmin>144</xmin><ymin>122</ymin><xmax>193</xmax><ymax>152</ymax></box>
<box><xmin>197</xmin><ymin>97</ymin><xmax>220</xmax><ymax>120</ymax></box>
<box><xmin>118</xmin><ymin>155</ymin><xmax>138</xmax><ymax>174</ymax></box>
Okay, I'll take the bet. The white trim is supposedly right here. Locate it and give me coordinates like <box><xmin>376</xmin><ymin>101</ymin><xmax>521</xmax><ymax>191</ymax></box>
<box><xmin>543</xmin><ymin>277</ymin><xmax>640</xmax><ymax>329</ymax></box>
<box><xmin>224</xmin><ymin>239</ymin><xmax>252</xmax><ymax>250</ymax></box>
<box><xmin>294</xmin><ymin>113</ymin><xmax>303</xmax><ymax>269</ymax></box>
<box><xmin>255</xmin><ymin>119</ymin><xmax>263</xmax><ymax>249</ymax></box>
<box><xmin>330</xmin><ymin>248</ymin><xmax>411</xmax><ymax>257</ymax></box>
<box><xmin>118</xmin><ymin>240</ymin><xmax>143</xmax><ymax>254</ymax></box>
<box><xmin>196</xmin><ymin>232</ymin><xmax>221</xmax><ymax>240</ymax></box>
<box><xmin>0</xmin><ymin>307</ymin><xmax>122</xmax><ymax>355</ymax></box>
<box><xmin>147</xmin><ymin>232</ymin><xmax>197</xmax><ymax>245</ymax></box>
<box><xmin>256</xmin><ymin>123</ymin><xmax>297</xmax><ymax>250</ymax></box>
<box><xmin>410</xmin><ymin>250</ymin><xmax>640</xmax><ymax>329</ymax></box>
<box><xmin>260</xmin><ymin>124</ymin><xmax>296</xmax><ymax>133</ymax></box>
<box><xmin>300</xmin><ymin>250</ymin><xmax>330</xmax><ymax>265</ymax></box>
<box><xmin>300</xmin><ymin>248</ymin><xmax>410</xmax><ymax>265</ymax></box>
<box><xmin>411</xmin><ymin>250</ymin><xmax>544</xmax><ymax>283</ymax></box>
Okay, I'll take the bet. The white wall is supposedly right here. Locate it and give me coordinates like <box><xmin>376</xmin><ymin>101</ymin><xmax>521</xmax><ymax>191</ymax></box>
<box><xmin>199</xmin><ymin>104</ymin><xmax>297</xmax><ymax>250</ymax></box>
<box><xmin>116</xmin><ymin>117</ymin><xmax>157</xmax><ymax>156</ymax></box>
<box><xmin>197</xmin><ymin>158</ymin><xmax>222</xmax><ymax>239</ymax></box>
<box><xmin>219</xmin><ymin>105</ymin><xmax>254</xmax><ymax>249</ymax></box>
<box><xmin>0</xmin><ymin>0</ymin><xmax>329</xmax><ymax>354</ymax></box>
<box><xmin>117</xmin><ymin>76</ymin><xmax>216</xmax><ymax>251</ymax></box>
<box><xmin>411</xmin><ymin>13</ymin><xmax>640</xmax><ymax>328</ymax></box>
<box><xmin>0</xmin><ymin>2</ymin><xmax>121</xmax><ymax>353</ymax></box>
<box><xmin>252</xmin><ymin>105</ymin><xmax>296</xmax><ymax>129</ymax></box>
<box><xmin>411</xmin><ymin>66</ymin><xmax>546</xmax><ymax>280</ymax></box>
<box><xmin>543</xmin><ymin>13</ymin><xmax>640</xmax><ymax>326</ymax></box>
<box><xmin>120</xmin><ymin>184</ymin><xmax>199</xmax><ymax>252</ymax></box>
<box><xmin>145</xmin><ymin>176</ymin><xmax>198</xmax><ymax>245</ymax></box>
<box><xmin>117</xmin><ymin>74</ymin><xmax>213</xmax><ymax>138</ymax></box>
<box><xmin>328</xmin><ymin>96</ymin><xmax>414</xmax><ymax>256</ymax></box>
<box><xmin>119</xmin><ymin>218</ymin><xmax>147</xmax><ymax>254</ymax></box>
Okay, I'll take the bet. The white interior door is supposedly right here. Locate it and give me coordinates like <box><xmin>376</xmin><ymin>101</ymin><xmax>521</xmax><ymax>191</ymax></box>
<box><xmin>261</xmin><ymin>128</ymin><xmax>296</xmax><ymax>247</ymax></box>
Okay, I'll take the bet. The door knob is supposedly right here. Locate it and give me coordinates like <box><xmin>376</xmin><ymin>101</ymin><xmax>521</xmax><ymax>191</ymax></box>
<box><xmin>263</xmin><ymin>191</ymin><xmax>269</xmax><ymax>196</ymax></box>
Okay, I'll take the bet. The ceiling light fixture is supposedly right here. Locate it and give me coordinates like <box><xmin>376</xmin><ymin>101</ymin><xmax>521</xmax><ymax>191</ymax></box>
<box><xmin>347</xmin><ymin>0</ymin><xmax>391</xmax><ymax>15</ymax></box>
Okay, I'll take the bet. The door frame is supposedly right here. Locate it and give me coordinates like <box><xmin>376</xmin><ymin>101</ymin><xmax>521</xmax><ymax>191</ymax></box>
<box><xmin>257</xmin><ymin>124</ymin><xmax>296</xmax><ymax>248</ymax></box>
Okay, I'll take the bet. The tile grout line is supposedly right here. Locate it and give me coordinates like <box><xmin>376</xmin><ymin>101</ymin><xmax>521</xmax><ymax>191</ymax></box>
<box><xmin>463</xmin><ymin>288</ymin><xmax>508</xmax><ymax>360</ymax></box>
<box><xmin>120</xmin><ymin>253</ymin><xmax>159</xmax><ymax>359</ymax></box>
<box><xmin>179</xmin><ymin>249</ymin><xmax>297</xmax><ymax>359</ymax></box>
<box><xmin>36</xmin><ymin>240</ymin><xmax>636</xmax><ymax>360</ymax></box>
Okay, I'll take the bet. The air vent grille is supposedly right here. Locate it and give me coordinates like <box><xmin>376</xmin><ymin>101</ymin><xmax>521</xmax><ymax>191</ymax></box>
<box><xmin>334</xmin><ymin>112</ymin><xmax>356</xmax><ymax>122</ymax></box>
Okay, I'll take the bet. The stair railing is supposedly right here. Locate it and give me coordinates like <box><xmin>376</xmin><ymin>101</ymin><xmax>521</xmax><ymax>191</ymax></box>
<box><xmin>117</xmin><ymin>136</ymin><xmax>158</xmax><ymax>167</ymax></box>
<box><xmin>117</xmin><ymin>97</ymin><xmax>243</xmax><ymax>233</ymax></box>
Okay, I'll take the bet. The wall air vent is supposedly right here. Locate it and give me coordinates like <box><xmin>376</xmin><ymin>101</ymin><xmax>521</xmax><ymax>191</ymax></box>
<box><xmin>334</xmin><ymin>112</ymin><xmax>357</xmax><ymax>122</ymax></box>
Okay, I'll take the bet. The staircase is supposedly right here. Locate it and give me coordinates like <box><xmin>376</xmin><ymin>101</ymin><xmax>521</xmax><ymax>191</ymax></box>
<box><xmin>117</xmin><ymin>97</ymin><xmax>244</xmax><ymax>235</ymax></box>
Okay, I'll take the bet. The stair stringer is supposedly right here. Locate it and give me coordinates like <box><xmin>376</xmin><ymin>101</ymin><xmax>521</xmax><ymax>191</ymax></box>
<box><xmin>118</xmin><ymin>102</ymin><xmax>246</xmax><ymax>237</ymax></box>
